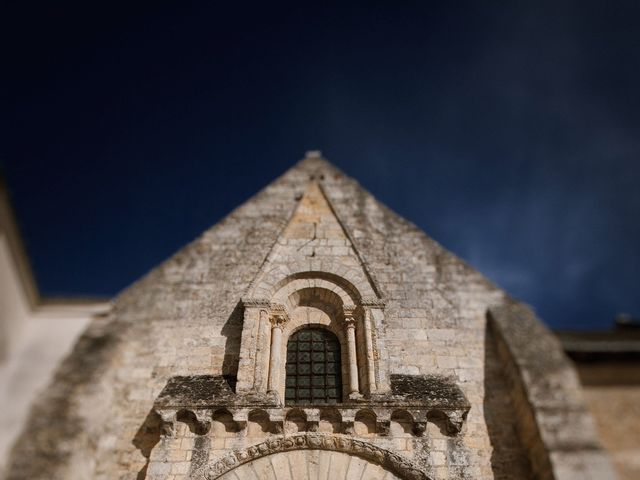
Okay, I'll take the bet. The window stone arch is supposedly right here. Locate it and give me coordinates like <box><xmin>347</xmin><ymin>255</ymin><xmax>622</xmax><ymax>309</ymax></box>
<box><xmin>237</xmin><ymin>271</ymin><xmax>390</xmax><ymax>400</ymax></box>
<box><xmin>247</xmin><ymin>258</ymin><xmax>379</xmax><ymax>303</ymax></box>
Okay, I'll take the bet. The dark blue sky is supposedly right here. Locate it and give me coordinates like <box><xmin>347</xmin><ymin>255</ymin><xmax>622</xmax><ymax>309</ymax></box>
<box><xmin>2</xmin><ymin>2</ymin><xmax>639</xmax><ymax>330</ymax></box>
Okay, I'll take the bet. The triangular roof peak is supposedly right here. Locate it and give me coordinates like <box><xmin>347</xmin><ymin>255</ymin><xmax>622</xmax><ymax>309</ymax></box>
<box><xmin>244</xmin><ymin>170</ymin><xmax>382</xmax><ymax>303</ymax></box>
<box><xmin>291</xmin><ymin>150</ymin><xmax>343</xmax><ymax>179</ymax></box>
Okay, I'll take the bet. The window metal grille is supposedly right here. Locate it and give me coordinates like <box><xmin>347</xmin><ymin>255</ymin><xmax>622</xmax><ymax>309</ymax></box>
<box><xmin>285</xmin><ymin>328</ymin><xmax>342</xmax><ymax>404</ymax></box>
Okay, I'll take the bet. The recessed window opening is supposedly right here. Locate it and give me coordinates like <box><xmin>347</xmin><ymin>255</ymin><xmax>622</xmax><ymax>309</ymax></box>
<box><xmin>285</xmin><ymin>328</ymin><xmax>342</xmax><ymax>404</ymax></box>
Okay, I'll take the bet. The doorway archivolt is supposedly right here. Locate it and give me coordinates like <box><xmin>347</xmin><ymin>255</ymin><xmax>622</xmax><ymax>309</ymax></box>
<box><xmin>216</xmin><ymin>449</ymin><xmax>400</xmax><ymax>480</ymax></box>
<box><xmin>201</xmin><ymin>433</ymin><xmax>429</xmax><ymax>480</ymax></box>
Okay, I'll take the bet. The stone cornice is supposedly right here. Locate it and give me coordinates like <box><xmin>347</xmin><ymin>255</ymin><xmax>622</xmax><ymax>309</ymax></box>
<box><xmin>361</xmin><ymin>297</ymin><xmax>386</xmax><ymax>308</ymax></box>
<box><xmin>241</xmin><ymin>297</ymin><xmax>272</xmax><ymax>308</ymax></box>
<box><xmin>153</xmin><ymin>375</ymin><xmax>470</xmax><ymax>436</ymax></box>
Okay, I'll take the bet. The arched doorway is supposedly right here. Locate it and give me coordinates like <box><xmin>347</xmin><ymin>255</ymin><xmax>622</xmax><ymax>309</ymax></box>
<box><xmin>216</xmin><ymin>449</ymin><xmax>403</xmax><ymax>480</ymax></box>
<box><xmin>200</xmin><ymin>433</ymin><xmax>429</xmax><ymax>480</ymax></box>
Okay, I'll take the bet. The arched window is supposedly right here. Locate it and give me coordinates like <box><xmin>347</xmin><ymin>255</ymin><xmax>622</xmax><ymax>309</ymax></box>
<box><xmin>285</xmin><ymin>328</ymin><xmax>342</xmax><ymax>404</ymax></box>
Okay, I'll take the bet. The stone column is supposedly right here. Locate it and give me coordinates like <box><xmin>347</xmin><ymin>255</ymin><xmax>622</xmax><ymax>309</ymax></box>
<box><xmin>344</xmin><ymin>313</ymin><xmax>361</xmax><ymax>398</ymax></box>
<box><xmin>267</xmin><ymin>313</ymin><xmax>287</xmax><ymax>394</ymax></box>
<box><xmin>236</xmin><ymin>298</ymin><xmax>270</xmax><ymax>393</ymax></box>
<box><xmin>363</xmin><ymin>308</ymin><xmax>377</xmax><ymax>394</ymax></box>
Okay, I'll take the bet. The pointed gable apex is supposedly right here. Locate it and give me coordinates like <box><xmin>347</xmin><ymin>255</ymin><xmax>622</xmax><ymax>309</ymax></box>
<box><xmin>245</xmin><ymin>175</ymin><xmax>382</xmax><ymax>304</ymax></box>
<box><xmin>280</xmin><ymin>181</ymin><xmax>347</xmax><ymax>241</ymax></box>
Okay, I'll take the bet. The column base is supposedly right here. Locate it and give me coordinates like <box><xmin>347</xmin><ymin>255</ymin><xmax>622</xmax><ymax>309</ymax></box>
<box><xmin>267</xmin><ymin>390</ymin><xmax>282</xmax><ymax>405</ymax></box>
<box><xmin>348</xmin><ymin>391</ymin><xmax>364</xmax><ymax>401</ymax></box>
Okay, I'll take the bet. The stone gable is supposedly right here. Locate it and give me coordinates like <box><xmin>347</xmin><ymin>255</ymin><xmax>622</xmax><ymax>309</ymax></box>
<box><xmin>4</xmin><ymin>152</ymin><xmax>616</xmax><ymax>480</ymax></box>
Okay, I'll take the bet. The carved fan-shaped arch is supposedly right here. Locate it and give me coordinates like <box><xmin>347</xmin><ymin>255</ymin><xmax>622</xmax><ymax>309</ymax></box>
<box><xmin>201</xmin><ymin>433</ymin><xmax>430</xmax><ymax>480</ymax></box>
<box><xmin>216</xmin><ymin>449</ymin><xmax>402</xmax><ymax>479</ymax></box>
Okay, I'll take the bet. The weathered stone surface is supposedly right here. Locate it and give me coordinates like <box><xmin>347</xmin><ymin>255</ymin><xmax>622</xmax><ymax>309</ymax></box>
<box><xmin>200</xmin><ymin>433</ymin><xmax>427</xmax><ymax>480</ymax></box>
<box><xmin>489</xmin><ymin>301</ymin><xmax>618</xmax><ymax>480</ymax></box>
<box><xmin>155</xmin><ymin>373</ymin><xmax>469</xmax><ymax>410</ymax></box>
<box><xmin>3</xmin><ymin>152</ymin><xmax>615</xmax><ymax>480</ymax></box>
<box><xmin>155</xmin><ymin>376</ymin><xmax>239</xmax><ymax>407</ymax></box>
<box><xmin>389</xmin><ymin>374</ymin><xmax>469</xmax><ymax>406</ymax></box>
<box><xmin>213</xmin><ymin>448</ymin><xmax>404</xmax><ymax>480</ymax></box>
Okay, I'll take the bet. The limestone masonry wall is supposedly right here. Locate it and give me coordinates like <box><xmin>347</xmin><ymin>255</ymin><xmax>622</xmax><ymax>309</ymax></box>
<box><xmin>4</xmin><ymin>154</ymin><xmax>615</xmax><ymax>480</ymax></box>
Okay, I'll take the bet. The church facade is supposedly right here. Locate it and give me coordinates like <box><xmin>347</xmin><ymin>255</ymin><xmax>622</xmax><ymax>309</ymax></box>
<box><xmin>4</xmin><ymin>153</ymin><xmax>616</xmax><ymax>479</ymax></box>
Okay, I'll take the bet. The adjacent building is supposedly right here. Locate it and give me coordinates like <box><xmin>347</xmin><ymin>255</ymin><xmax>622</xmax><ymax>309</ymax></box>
<box><xmin>0</xmin><ymin>174</ymin><xmax>109</xmax><ymax>475</ymax></box>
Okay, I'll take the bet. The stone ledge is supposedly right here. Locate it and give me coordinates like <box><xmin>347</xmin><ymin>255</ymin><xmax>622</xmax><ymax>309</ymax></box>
<box><xmin>154</xmin><ymin>373</ymin><xmax>470</xmax><ymax>436</ymax></box>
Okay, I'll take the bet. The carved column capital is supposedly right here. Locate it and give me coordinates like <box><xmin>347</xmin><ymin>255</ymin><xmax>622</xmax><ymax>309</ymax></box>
<box><xmin>269</xmin><ymin>313</ymin><xmax>288</xmax><ymax>329</ymax></box>
<box><xmin>343</xmin><ymin>305</ymin><xmax>357</xmax><ymax>330</ymax></box>
<box><xmin>344</xmin><ymin>316</ymin><xmax>357</xmax><ymax>330</ymax></box>
<box><xmin>268</xmin><ymin>304</ymin><xmax>289</xmax><ymax>330</ymax></box>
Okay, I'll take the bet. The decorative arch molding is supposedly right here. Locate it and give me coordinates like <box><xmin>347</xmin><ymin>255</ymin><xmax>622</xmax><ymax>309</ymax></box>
<box><xmin>248</xmin><ymin>259</ymin><xmax>380</xmax><ymax>302</ymax></box>
<box><xmin>285</xmin><ymin>286</ymin><xmax>345</xmax><ymax>318</ymax></box>
<box><xmin>282</xmin><ymin>310</ymin><xmax>346</xmax><ymax>350</ymax></box>
<box><xmin>197</xmin><ymin>433</ymin><xmax>430</xmax><ymax>480</ymax></box>
<box><xmin>276</xmin><ymin>276</ymin><xmax>355</xmax><ymax>310</ymax></box>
